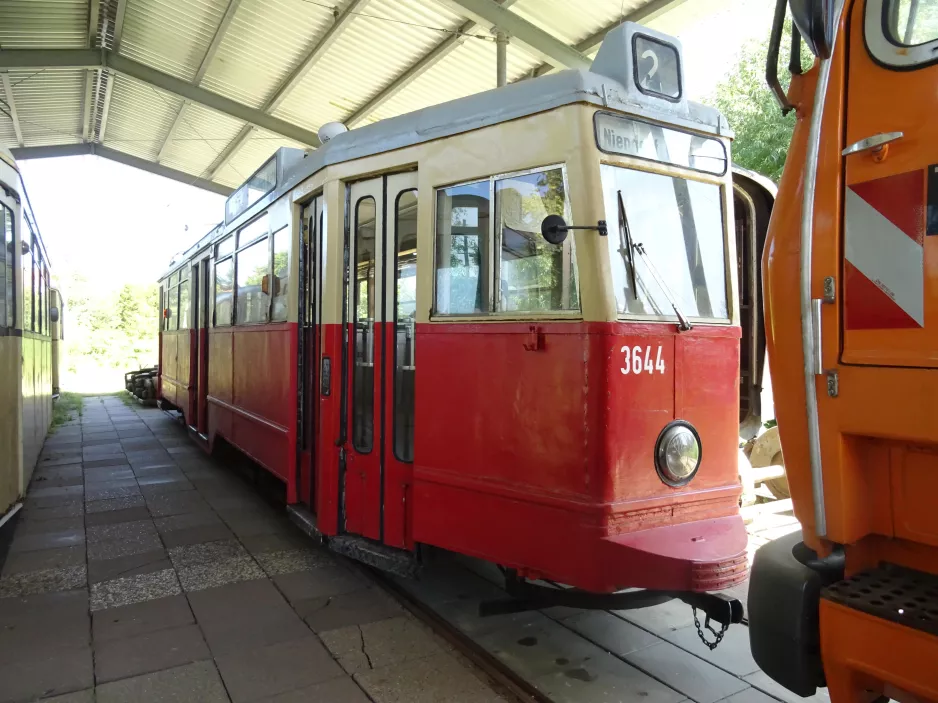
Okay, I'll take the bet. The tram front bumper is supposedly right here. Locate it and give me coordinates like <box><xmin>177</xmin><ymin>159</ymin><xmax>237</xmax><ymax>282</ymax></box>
<box><xmin>602</xmin><ymin>514</ymin><xmax>749</xmax><ymax>593</ymax></box>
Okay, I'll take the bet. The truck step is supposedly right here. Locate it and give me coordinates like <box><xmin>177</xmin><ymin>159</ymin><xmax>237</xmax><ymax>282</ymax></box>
<box><xmin>823</xmin><ymin>563</ymin><xmax>938</xmax><ymax>637</ymax></box>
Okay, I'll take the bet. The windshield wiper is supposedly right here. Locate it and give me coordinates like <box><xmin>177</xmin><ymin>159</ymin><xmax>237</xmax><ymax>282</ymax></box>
<box><xmin>616</xmin><ymin>190</ymin><xmax>637</xmax><ymax>295</ymax></box>
<box><xmin>617</xmin><ymin>190</ymin><xmax>693</xmax><ymax>332</ymax></box>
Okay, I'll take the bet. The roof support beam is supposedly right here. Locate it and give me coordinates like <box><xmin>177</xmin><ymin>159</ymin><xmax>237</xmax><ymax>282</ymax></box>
<box><xmin>81</xmin><ymin>0</ymin><xmax>100</xmax><ymax>143</ymax></box>
<box><xmin>0</xmin><ymin>49</ymin><xmax>101</xmax><ymax>69</ymax></box>
<box><xmin>202</xmin><ymin>0</ymin><xmax>364</xmax><ymax>180</ymax></box>
<box><xmin>0</xmin><ymin>50</ymin><xmax>321</xmax><ymax>146</ymax></box>
<box><xmin>0</xmin><ymin>74</ymin><xmax>24</xmax><ymax>147</ymax></box>
<box><xmin>10</xmin><ymin>143</ymin><xmax>233</xmax><ymax>195</ymax></box>
<box><xmin>157</xmin><ymin>0</ymin><xmax>244</xmax><ymax>163</ymax></box>
<box><xmin>345</xmin><ymin>0</ymin><xmax>518</xmax><ymax>128</ymax></box>
<box><xmin>81</xmin><ymin>73</ymin><xmax>94</xmax><ymax>141</ymax></box>
<box><xmin>440</xmin><ymin>0</ymin><xmax>589</xmax><ymax>70</ymax></box>
<box><xmin>98</xmin><ymin>0</ymin><xmax>127</xmax><ymax>143</ymax></box>
<box><xmin>523</xmin><ymin>0</ymin><xmax>688</xmax><ymax>79</ymax></box>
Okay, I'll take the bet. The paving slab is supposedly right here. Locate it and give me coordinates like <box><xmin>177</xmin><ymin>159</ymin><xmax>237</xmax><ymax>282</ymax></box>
<box><xmin>92</xmin><ymin>594</ymin><xmax>194</xmax><ymax>643</ymax></box>
<box><xmin>625</xmin><ymin>640</ymin><xmax>751</xmax><ymax>703</ymax></box>
<box><xmin>0</xmin><ymin>645</ymin><xmax>93</xmax><ymax>703</ymax></box>
<box><xmin>321</xmin><ymin>615</ymin><xmax>449</xmax><ymax>674</ymax></box>
<box><xmin>300</xmin><ymin>585</ymin><xmax>404</xmax><ymax>633</ymax></box>
<box><xmin>215</xmin><ymin>636</ymin><xmax>344</xmax><ymax>703</ymax></box>
<box><xmin>94</xmin><ymin>623</ymin><xmax>210</xmax><ymax>683</ymax></box>
<box><xmin>258</xmin><ymin>676</ymin><xmax>372</xmax><ymax>703</ymax></box>
<box><xmin>90</xmin><ymin>567</ymin><xmax>182</xmax><ymax>610</ymax></box>
<box><xmin>1</xmin><ymin>544</ymin><xmax>85</xmax><ymax>576</ymax></box>
<box><xmin>354</xmin><ymin>651</ymin><xmax>511</xmax><ymax>703</ymax></box>
<box><xmin>88</xmin><ymin>547</ymin><xmax>172</xmax><ymax>584</ymax></box>
<box><xmin>95</xmin><ymin>660</ymin><xmax>229</xmax><ymax>703</ymax></box>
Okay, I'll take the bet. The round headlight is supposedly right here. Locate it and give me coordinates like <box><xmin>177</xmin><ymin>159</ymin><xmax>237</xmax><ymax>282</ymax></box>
<box><xmin>654</xmin><ymin>421</ymin><xmax>702</xmax><ymax>486</ymax></box>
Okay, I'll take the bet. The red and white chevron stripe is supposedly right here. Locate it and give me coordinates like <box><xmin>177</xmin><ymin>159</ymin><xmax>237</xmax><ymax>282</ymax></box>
<box><xmin>844</xmin><ymin>169</ymin><xmax>925</xmax><ymax>330</ymax></box>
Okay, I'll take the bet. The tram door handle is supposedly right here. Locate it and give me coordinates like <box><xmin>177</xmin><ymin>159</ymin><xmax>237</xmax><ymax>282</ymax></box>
<box><xmin>523</xmin><ymin>325</ymin><xmax>544</xmax><ymax>352</ymax></box>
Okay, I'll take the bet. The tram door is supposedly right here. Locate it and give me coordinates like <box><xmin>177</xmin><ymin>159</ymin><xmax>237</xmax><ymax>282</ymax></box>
<box><xmin>344</xmin><ymin>172</ymin><xmax>418</xmax><ymax>547</ymax></box>
<box><xmin>196</xmin><ymin>257</ymin><xmax>211</xmax><ymax>436</ymax></box>
<box><xmin>299</xmin><ymin>195</ymin><xmax>324</xmax><ymax>507</ymax></box>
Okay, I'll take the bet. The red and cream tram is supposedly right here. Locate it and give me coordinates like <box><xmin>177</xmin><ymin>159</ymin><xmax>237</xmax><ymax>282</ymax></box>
<box><xmin>159</xmin><ymin>22</ymin><xmax>772</xmax><ymax>629</ymax></box>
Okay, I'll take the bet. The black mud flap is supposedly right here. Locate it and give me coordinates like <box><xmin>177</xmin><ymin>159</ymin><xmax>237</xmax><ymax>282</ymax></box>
<box><xmin>748</xmin><ymin>530</ymin><xmax>844</xmax><ymax>697</ymax></box>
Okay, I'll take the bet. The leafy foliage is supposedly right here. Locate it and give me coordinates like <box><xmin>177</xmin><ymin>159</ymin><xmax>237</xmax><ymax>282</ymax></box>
<box><xmin>707</xmin><ymin>20</ymin><xmax>813</xmax><ymax>182</ymax></box>
<box><xmin>61</xmin><ymin>271</ymin><xmax>160</xmax><ymax>391</ymax></box>
<box><xmin>51</xmin><ymin>392</ymin><xmax>83</xmax><ymax>429</ymax></box>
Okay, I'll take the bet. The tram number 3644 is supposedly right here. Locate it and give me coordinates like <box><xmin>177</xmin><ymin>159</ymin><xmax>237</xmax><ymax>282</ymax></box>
<box><xmin>620</xmin><ymin>345</ymin><xmax>666</xmax><ymax>375</ymax></box>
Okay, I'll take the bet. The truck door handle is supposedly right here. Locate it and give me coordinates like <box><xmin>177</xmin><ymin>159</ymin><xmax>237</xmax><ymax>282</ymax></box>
<box><xmin>842</xmin><ymin>131</ymin><xmax>903</xmax><ymax>156</ymax></box>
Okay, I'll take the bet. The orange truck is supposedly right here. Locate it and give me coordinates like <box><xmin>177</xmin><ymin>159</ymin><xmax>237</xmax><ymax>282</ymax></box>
<box><xmin>748</xmin><ymin>0</ymin><xmax>938</xmax><ymax>701</ymax></box>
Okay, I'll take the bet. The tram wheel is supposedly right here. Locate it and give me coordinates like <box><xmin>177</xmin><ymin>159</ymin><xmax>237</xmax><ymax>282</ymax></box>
<box><xmin>749</xmin><ymin>426</ymin><xmax>789</xmax><ymax>499</ymax></box>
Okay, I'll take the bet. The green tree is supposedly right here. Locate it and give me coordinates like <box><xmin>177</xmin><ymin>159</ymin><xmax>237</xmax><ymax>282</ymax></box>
<box><xmin>708</xmin><ymin>21</ymin><xmax>813</xmax><ymax>182</ymax></box>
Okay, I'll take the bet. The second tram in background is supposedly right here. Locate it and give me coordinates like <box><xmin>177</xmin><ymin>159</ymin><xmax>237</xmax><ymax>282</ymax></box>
<box><xmin>158</xmin><ymin>23</ymin><xmax>774</xmax><ymax>628</ymax></box>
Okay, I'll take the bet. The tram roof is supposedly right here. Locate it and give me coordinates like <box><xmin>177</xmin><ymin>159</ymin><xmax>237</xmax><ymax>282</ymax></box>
<box><xmin>0</xmin><ymin>0</ymin><xmax>691</xmax><ymax>196</ymax></box>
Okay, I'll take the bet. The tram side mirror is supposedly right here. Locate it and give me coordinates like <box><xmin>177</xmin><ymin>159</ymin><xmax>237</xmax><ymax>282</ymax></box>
<box><xmin>50</xmin><ymin>307</ymin><xmax>59</xmax><ymax>323</ymax></box>
<box><xmin>541</xmin><ymin>215</ymin><xmax>569</xmax><ymax>245</ymax></box>
<box><xmin>789</xmin><ymin>0</ymin><xmax>834</xmax><ymax>58</ymax></box>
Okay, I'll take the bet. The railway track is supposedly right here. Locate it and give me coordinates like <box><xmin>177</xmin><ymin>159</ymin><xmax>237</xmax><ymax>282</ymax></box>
<box><xmin>375</xmin><ymin>568</ymin><xmax>553</xmax><ymax>703</ymax></box>
<box><xmin>365</xmin><ymin>550</ymin><xmax>773</xmax><ymax>703</ymax></box>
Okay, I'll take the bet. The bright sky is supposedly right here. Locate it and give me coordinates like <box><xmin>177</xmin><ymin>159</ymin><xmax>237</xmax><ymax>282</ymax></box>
<box><xmin>18</xmin><ymin>0</ymin><xmax>775</xmax><ymax>296</ymax></box>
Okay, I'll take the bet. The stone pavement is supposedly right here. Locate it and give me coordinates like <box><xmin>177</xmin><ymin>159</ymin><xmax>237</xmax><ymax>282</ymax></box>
<box><xmin>0</xmin><ymin>395</ymin><xmax>509</xmax><ymax>703</ymax></box>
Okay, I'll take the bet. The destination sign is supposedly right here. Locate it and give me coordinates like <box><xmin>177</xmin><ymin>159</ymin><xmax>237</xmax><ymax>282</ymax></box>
<box><xmin>594</xmin><ymin>113</ymin><xmax>727</xmax><ymax>176</ymax></box>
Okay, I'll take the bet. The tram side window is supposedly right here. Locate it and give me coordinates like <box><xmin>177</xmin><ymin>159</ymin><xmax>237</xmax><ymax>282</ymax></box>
<box><xmin>214</xmin><ymin>258</ymin><xmax>234</xmax><ymax>327</ymax></box>
<box><xmin>37</xmin><ymin>258</ymin><xmax>43</xmax><ymax>335</ymax></box>
<box><xmin>22</xmin><ymin>234</ymin><xmax>33</xmax><ymax>332</ymax></box>
<box><xmin>236</xmin><ymin>237</ymin><xmax>270</xmax><ymax>325</ymax></box>
<box><xmin>0</xmin><ymin>204</ymin><xmax>11</xmax><ymax>328</ymax></box>
<box><xmin>178</xmin><ymin>267</ymin><xmax>190</xmax><ymax>330</ymax></box>
<box><xmin>394</xmin><ymin>190</ymin><xmax>418</xmax><ymax>463</ymax></box>
<box><xmin>271</xmin><ymin>227</ymin><xmax>289</xmax><ymax>322</ymax></box>
<box><xmin>352</xmin><ymin>197</ymin><xmax>376</xmax><ymax>454</ymax></box>
<box><xmin>434</xmin><ymin>181</ymin><xmax>490</xmax><ymax>314</ymax></box>
<box><xmin>495</xmin><ymin>168</ymin><xmax>577</xmax><ymax>312</ymax></box>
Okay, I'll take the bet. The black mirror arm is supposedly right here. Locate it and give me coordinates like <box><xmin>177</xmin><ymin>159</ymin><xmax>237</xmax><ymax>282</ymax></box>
<box><xmin>766</xmin><ymin>0</ymin><xmax>795</xmax><ymax>115</ymax></box>
<box><xmin>548</xmin><ymin>221</ymin><xmax>608</xmax><ymax>237</ymax></box>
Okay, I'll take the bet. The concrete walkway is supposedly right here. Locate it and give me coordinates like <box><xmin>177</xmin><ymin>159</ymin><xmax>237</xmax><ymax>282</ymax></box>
<box><xmin>0</xmin><ymin>396</ymin><xmax>508</xmax><ymax>703</ymax></box>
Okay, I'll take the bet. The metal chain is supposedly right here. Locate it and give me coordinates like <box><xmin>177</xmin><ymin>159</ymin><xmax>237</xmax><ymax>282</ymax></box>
<box><xmin>692</xmin><ymin>607</ymin><xmax>729</xmax><ymax>650</ymax></box>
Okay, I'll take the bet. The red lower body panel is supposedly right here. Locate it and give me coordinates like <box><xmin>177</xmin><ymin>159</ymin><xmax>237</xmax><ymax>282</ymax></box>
<box><xmin>205</xmin><ymin>324</ymin><xmax>298</xmax><ymax>500</ymax></box>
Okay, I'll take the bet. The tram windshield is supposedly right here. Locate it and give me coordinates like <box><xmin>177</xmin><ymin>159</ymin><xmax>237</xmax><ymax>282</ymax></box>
<box><xmin>600</xmin><ymin>164</ymin><xmax>727</xmax><ymax>322</ymax></box>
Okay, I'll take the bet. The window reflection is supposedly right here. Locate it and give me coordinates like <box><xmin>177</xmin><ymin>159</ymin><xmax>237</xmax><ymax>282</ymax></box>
<box><xmin>353</xmin><ymin>197</ymin><xmax>376</xmax><ymax>453</ymax></box>
<box><xmin>495</xmin><ymin>169</ymin><xmax>577</xmax><ymax>312</ymax></box>
<box><xmin>214</xmin><ymin>259</ymin><xmax>233</xmax><ymax>327</ymax></box>
<box><xmin>434</xmin><ymin>181</ymin><xmax>490</xmax><ymax>314</ymax></box>
<box><xmin>601</xmin><ymin>165</ymin><xmax>727</xmax><ymax>320</ymax></box>
<box><xmin>271</xmin><ymin>228</ymin><xmax>289</xmax><ymax>322</ymax></box>
<box><xmin>236</xmin><ymin>238</ymin><xmax>270</xmax><ymax>325</ymax></box>
<box><xmin>394</xmin><ymin>190</ymin><xmax>417</xmax><ymax>463</ymax></box>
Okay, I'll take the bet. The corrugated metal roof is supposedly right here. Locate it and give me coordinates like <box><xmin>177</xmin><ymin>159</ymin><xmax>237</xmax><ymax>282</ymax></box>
<box><xmin>158</xmin><ymin>100</ymin><xmax>246</xmax><ymax>176</ymax></box>
<box><xmin>121</xmin><ymin>0</ymin><xmax>231</xmax><ymax>81</ymax></box>
<box><xmin>104</xmin><ymin>74</ymin><xmax>181</xmax><ymax>160</ymax></box>
<box><xmin>0</xmin><ymin>0</ymin><xmax>88</xmax><ymax>49</ymax></box>
<box><xmin>9</xmin><ymin>69</ymin><xmax>85</xmax><ymax>146</ymax></box>
<box><xmin>1</xmin><ymin>0</ymin><xmax>688</xmax><ymax>194</ymax></box>
<box><xmin>200</xmin><ymin>0</ymin><xmax>335</xmax><ymax>109</ymax></box>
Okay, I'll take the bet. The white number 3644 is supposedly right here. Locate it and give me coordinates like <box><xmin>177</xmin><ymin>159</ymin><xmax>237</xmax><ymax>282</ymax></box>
<box><xmin>620</xmin><ymin>345</ymin><xmax>666</xmax><ymax>375</ymax></box>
